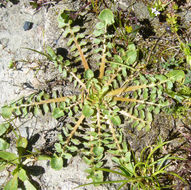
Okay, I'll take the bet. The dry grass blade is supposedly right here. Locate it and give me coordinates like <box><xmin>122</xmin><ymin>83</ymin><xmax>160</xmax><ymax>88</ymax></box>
<box><xmin>99</xmin><ymin>52</ymin><xmax>106</xmax><ymax>79</ymax></box>
<box><xmin>65</xmin><ymin>114</ymin><xmax>85</xmax><ymax>146</ymax></box>
<box><xmin>108</xmin><ymin>83</ymin><xmax>158</xmax><ymax>96</ymax></box>
<box><xmin>114</xmin><ymin>97</ymin><xmax>160</xmax><ymax>106</ymax></box>
<box><xmin>119</xmin><ymin>110</ymin><xmax>148</xmax><ymax>124</ymax></box>
<box><xmin>70</xmin><ymin>71</ymin><xmax>87</xmax><ymax>91</ymax></box>
<box><xmin>99</xmin><ymin>38</ymin><xmax>107</xmax><ymax>79</ymax></box>
<box><xmin>14</xmin><ymin>96</ymin><xmax>73</xmax><ymax>109</ymax></box>
<box><xmin>71</xmin><ymin>30</ymin><xmax>89</xmax><ymax>70</ymax></box>
<box><xmin>107</xmin><ymin>87</ymin><xmax>127</xmax><ymax>96</ymax></box>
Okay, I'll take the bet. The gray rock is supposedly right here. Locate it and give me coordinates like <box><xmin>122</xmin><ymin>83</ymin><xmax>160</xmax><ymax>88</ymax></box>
<box><xmin>23</xmin><ymin>21</ymin><xmax>33</xmax><ymax>31</ymax></box>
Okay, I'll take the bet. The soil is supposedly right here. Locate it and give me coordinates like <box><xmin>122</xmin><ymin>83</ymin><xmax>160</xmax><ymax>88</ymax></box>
<box><xmin>0</xmin><ymin>0</ymin><xmax>190</xmax><ymax>190</ymax></box>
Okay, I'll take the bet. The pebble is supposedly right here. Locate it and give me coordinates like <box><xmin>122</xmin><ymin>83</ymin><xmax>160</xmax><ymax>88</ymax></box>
<box><xmin>23</xmin><ymin>21</ymin><xmax>33</xmax><ymax>31</ymax></box>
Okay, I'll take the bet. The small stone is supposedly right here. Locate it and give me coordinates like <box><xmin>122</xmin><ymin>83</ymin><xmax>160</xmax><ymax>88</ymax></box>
<box><xmin>23</xmin><ymin>21</ymin><xmax>33</xmax><ymax>31</ymax></box>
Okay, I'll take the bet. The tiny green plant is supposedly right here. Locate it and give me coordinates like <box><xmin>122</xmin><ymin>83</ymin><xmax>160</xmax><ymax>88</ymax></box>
<box><xmin>0</xmin><ymin>133</ymin><xmax>37</xmax><ymax>190</ymax></box>
<box><xmin>0</xmin><ymin>8</ymin><xmax>186</xmax><ymax>185</ymax></box>
<box><xmin>77</xmin><ymin>139</ymin><xmax>187</xmax><ymax>190</ymax></box>
<box><xmin>148</xmin><ymin>0</ymin><xmax>191</xmax><ymax>67</ymax></box>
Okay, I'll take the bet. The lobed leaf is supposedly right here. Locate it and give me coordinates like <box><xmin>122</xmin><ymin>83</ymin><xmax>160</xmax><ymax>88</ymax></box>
<box><xmin>0</xmin><ymin>123</ymin><xmax>10</xmax><ymax>136</ymax></box>
<box><xmin>98</xmin><ymin>9</ymin><xmax>114</xmax><ymax>26</ymax></box>
<box><xmin>50</xmin><ymin>156</ymin><xmax>63</xmax><ymax>170</ymax></box>
<box><xmin>0</xmin><ymin>138</ymin><xmax>9</xmax><ymax>151</ymax></box>
<box><xmin>4</xmin><ymin>174</ymin><xmax>18</xmax><ymax>190</ymax></box>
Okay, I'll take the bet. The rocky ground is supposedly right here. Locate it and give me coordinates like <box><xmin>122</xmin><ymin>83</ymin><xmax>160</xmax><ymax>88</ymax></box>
<box><xmin>0</xmin><ymin>0</ymin><xmax>190</xmax><ymax>190</ymax></box>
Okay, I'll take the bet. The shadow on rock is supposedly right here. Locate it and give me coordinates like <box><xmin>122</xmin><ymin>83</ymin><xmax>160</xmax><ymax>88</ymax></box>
<box><xmin>56</xmin><ymin>47</ymin><xmax>68</xmax><ymax>59</ymax></box>
<box><xmin>24</xmin><ymin>165</ymin><xmax>45</xmax><ymax>176</ymax></box>
<box><xmin>9</xmin><ymin>0</ymin><xmax>20</xmax><ymax>4</ymax></box>
<box><xmin>139</xmin><ymin>19</ymin><xmax>155</xmax><ymax>39</ymax></box>
<box><xmin>27</xmin><ymin>133</ymin><xmax>40</xmax><ymax>152</ymax></box>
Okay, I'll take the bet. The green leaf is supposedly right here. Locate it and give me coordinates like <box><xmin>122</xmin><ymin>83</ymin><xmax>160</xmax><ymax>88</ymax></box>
<box><xmin>43</xmin><ymin>104</ymin><xmax>49</xmax><ymax>113</ymax></box>
<box><xmin>67</xmin><ymin>38</ymin><xmax>74</xmax><ymax>46</ymax></box>
<box><xmin>92</xmin><ymin>170</ymin><xmax>103</xmax><ymax>182</ymax></box>
<box><xmin>166</xmin><ymin>70</ymin><xmax>185</xmax><ymax>83</ymax></box>
<box><xmin>122</xmin><ymin>67</ymin><xmax>127</xmax><ymax>78</ymax></box>
<box><xmin>54</xmin><ymin>143</ymin><xmax>63</xmax><ymax>153</ymax></box>
<box><xmin>57</xmin><ymin>55</ymin><xmax>63</xmax><ymax>63</ymax></box>
<box><xmin>93</xmin><ymin>147</ymin><xmax>104</xmax><ymax>156</ymax></box>
<box><xmin>146</xmin><ymin>112</ymin><xmax>152</xmax><ymax>122</ymax></box>
<box><xmin>0</xmin><ymin>138</ymin><xmax>9</xmax><ymax>150</ymax></box>
<box><xmin>137</xmin><ymin>123</ymin><xmax>144</xmax><ymax>131</ymax></box>
<box><xmin>37</xmin><ymin>155</ymin><xmax>51</xmax><ymax>161</ymax></box>
<box><xmin>71</xmin><ymin>139</ymin><xmax>80</xmax><ymax>145</ymax></box>
<box><xmin>186</xmin><ymin>55</ymin><xmax>191</xmax><ymax>66</ymax></box>
<box><xmin>70</xmin><ymin>44</ymin><xmax>77</xmax><ymax>52</ymax></box>
<box><xmin>0</xmin><ymin>161</ymin><xmax>6</xmax><ymax>171</ymax></box>
<box><xmin>0</xmin><ymin>151</ymin><xmax>18</xmax><ymax>163</ymax></box>
<box><xmin>63</xmin><ymin>153</ymin><xmax>72</xmax><ymax>160</ymax></box>
<box><xmin>73</xmin><ymin>105</ymin><xmax>79</xmax><ymax>113</ymax></box>
<box><xmin>67</xmin><ymin>146</ymin><xmax>78</xmax><ymax>152</ymax></box>
<box><xmin>95</xmin><ymin>22</ymin><xmax>105</xmax><ymax>30</ymax></box>
<box><xmin>139</xmin><ymin>110</ymin><xmax>145</xmax><ymax>120</ymax></box>
<box><xmin>107</xmin><ymin>150</ymin><xmax>120</xmax><ymax>155</ymax></box>
<box><xmin>128</xmin><ymin>44</ymin><xmax>136</xmax><ymax>51</ymax></box>
<box><xmin>166</xmin><ymin>81</ymin><xmax>173</xmax><ymax>89</ymax></box>
<box><xmin>114</xmin><ymin>55</ymin><xmax>123</xmax><ymax>63</ymax></box>
<box><xmin>145</xmin><ymin>124</ymin><xmax>151</xmax><ymax>131</ymax></box>
<box><xmin>110</xmin><ymin>116</ymin><xmax>121</xmax><ymax>125</ymax></box>
<box><xmin>132</xmin><ymin>120</ymin><xmax>139</xmax><ymax>128</ymax></box>
<box><xmin>82</xmin><ymin>105</ymin><xmax>94</xmax><ymax>117</ymax></box>
<box><xmin>125</xmin><ymin>163</ymin><xmax>134</xmax><ymax>175</ymax></box>
<box><xmin>125</xmin><ymin>152</ymin><xmax>131</xmax><ymax>162</ymax></box>
<box><xmin>98</xmin><ymin>9</ymin><xmax>114</xmax><ymax>26</ymax></box>
<box><xmin>46</xmin><ymin>46</ymin><xmax>57</xmax><ymax>61</ymax></box>
<box><xmin>50</xmin><ymin>156</ymin><xmax>63</xmax><ymax>170</ymax></box>
<box><xmin>139</xmin><ymin>74</ymin><xmax>148</xmax><ymax>84</ymax></box>
<box><xmin>62</xmin><ymin>28</ymin><xmax>70</xmax><ymax>38</ymax></box>
<box><xmin>112</xmin><ymin>157</ymin><xmax>120</xmax><ymax>164</ymax></box>
<box><xmin>16</xmin><ymin>137</ymin><xmax>28</xmax><ymax>149</ymax></box>
<box><xmin>155</xmin><ymin>74</ymin><xmax>166</xmax><ymax>82</ymax></box>
<box><xmin>125</xmin><ymin>51</ymin><xmax>137</xmax><ymax>65</ymax></box>
<box><xmin>153</xmin><ymin>107</ymin><xmax>160</xmax><ymax>114</ymax></box>
<box><xmin>1</xmin><ymin>107</ymin><xmax>13</xmax><ymax>118</ymax></box>
<box><xmin>83</xmin><ymin>156</ymin><xmax>92</xmax><ymax>165</ymax></box>
<box><xmin>34</xmin><ymin>106</ymin><xmax>41</xmax><ymax>116</ymax></box>
<box><xmin>24</xmin><ymin>180</ymin><xmax>37</xmax><ymax>190</ymax></box>
<box><xmin>117</xmin><ymin>74</ymin><xmax>122</xmax><ymax>82</ymax></box>
<box><xmin>18</xmin><ymin>168</ymin><xmax>28</xmax><ymax>182</ymax></box>
<box><xmin>84</xmin><ymin>69</ymin><xmax>94</xmax><ymax>80</ymax></box>
<box><xmin>0</xmin><ymin>123</ymin><xmax>10</xmax><ymax>136</ymax></box>
<box><xmin>93</xmin><ymin>30</ymin><xmax>104</xmax><ymax>37</ymax></box>
<box><xmin>80</xmin><ymin>41</ymin><xmax>87</xmax><ymax>47</ymax></box>
<box><xmin>95</xmin><ymin>162</ymin><xmax>103</xmax><ymax>170</ymax></box>
<box><xmin>72</xmin><ymin>26</ymin><xmax>80</xmax><ymax>33</ymax></box>
<box><xmin>52</xmin><ymin>108</ymin><xmax>65</xmax><ymax>119</ymax></box>
<box><xmin>62</xmin><ymin>69</ymin><xmax>67</xmax><ymax>78</ymax></box>
<box><xmin>22</xmin><ymin>107</ymin><xmax>28</xmax><ymax>117</ymax></box>
<box><xmin>4</xmin><ymin>174</ymin><xmax>18</xmax><ymax>190</ymax></box>
<box><xmin>14</xmin><ymin>108</ymin><xmax>21</xmax><ymax>116</ymax></box>
<box><xmin>133</xmin><ymin>109</ymin><xmax>138</xmax><ymax>117</ymax></box>
<box><xmin>58</xmin><ymin>11</ymin><xmax>70</xmax><ymax>28</ymax></box>
<box><xmin>106</xmin><ymin>143</ymin><xmax>116</xmax><ymax>149</ymax></box>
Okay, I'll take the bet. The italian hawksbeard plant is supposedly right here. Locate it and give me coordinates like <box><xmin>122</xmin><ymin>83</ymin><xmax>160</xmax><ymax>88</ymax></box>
<box><xmin>0</xmin><ymin>8</ymin><xmax>186</xmax><ymax>189</ymax></box>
